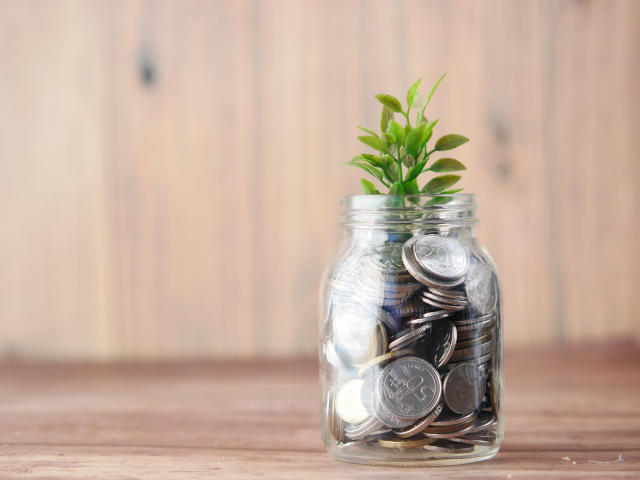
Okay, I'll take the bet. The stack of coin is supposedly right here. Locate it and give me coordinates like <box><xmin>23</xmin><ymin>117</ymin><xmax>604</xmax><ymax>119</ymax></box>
<box><xmin>326</xmin><ymin>233</ymin><xmax>500</xmax><ymax>451</ymax></box>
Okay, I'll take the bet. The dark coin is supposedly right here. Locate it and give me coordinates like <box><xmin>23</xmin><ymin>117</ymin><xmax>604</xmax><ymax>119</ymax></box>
<box><xmin>413</xmin><ymin>320</ymin><xmax>458</xmax><ymax>368</ymax></box>
<box><xmin>378</xmin><ymin>356</ymin><xmax>442</xmax><ymax>420</ymax></box>
<box><xmin>443</xmin><ymin>363</ymin><xmax>486</xmax><ymax>414</ymax></box>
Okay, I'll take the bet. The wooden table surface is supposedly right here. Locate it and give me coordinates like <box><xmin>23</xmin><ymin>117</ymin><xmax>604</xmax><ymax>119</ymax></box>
<box><xmin>1</xmin><ymin>343</ymin><xmax>639</xmax><ymax>479</ymax></box>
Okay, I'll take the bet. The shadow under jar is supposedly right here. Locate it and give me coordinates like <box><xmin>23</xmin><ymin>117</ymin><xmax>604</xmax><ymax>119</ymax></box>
<box><xmin>319</xmin><ymin>194</ymin><xmax>503</xmax><ymax>466</ymax></box>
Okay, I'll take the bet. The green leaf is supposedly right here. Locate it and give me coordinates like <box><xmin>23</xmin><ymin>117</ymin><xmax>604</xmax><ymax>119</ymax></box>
<box><xmin>422</xmin><ymin>175</ymin><xmax>461</xmax><ymax>194</ymax></box>
<box><xmin>387</xmin><ymin>120</ymin><xmax>405</xmax><ymax>145</ymax></box>
<box><xmin>358</xmin><ymin>135</ymin><xmax>387</xmax><ymax>152</ymax></box>
<box><xmin>375</xmin><ymin>94</ymin><xmax>403</xmax><ymax>113</ymax></box>
<box><xmin>389</xmin><ymin>182</ymin><xmax>404</xmax><ymax>195</ymax></box>
<box><xmin>358</xmin><ymin>126</ymin><xmax>379</xmax><ymax>137</ymax></box>
<box><xmin>406</xmin><ymin>78</ymin><xmax>422</xmax><ymax>110</ymax></box>
<box><xmin>404</xmin><ymin>159</ymin><xmax>427</xmax><ymax>182</ymax></box>
<box><xmin>383</xmin><ymin>132</ymin><xmax>396</xmax><ymax>144</ymax></box>
<box><xmin>406</xmin><ymin>122</ymin><xmax>427</xmax><ymax>157</ymax></box>
<box><xmin>425</xmin><ymin>73</ymin><xmax>446</xmax><ymax>110</ymax></box>
<box><xmin>441</xmin><ymin>188</ymin><xmax>464</xmax><ymax>194</ymax></box>
<box><xmin>428</xmin><ymin>158</ymin><xmax>467</xmax><ymax>172</ymax></box>
<box><xmin>360</xmin><ymin>178</ymin><xmax>380</xmax><ymax>195</ymax></box>
<box><xmin>403</xmin><ymin>179</ymin><xmax>420</xmax><ymax>194</ymax></box>
<box><xmin>421</xmin><ymin>119</ymin><xmax>439</xmax><ymax>148</ymax></box>
<box><xmin>434</xmin><ymin>134</ymin><xmax>469</xmax><ymax>151</ymax></box>
<box><xmin>353</xmin><ymin>153</ymin><xmax>383</xmax><ymax>167</ymax></box>
<box><xmin>345</xmin><ymin>160</ymin><xmax>386</xmax><ymax>183</ymax></box>
<box><xmin>380</xmin><ymin>106</ymin><xmax>392</xmax><ymax>132</ymax></box>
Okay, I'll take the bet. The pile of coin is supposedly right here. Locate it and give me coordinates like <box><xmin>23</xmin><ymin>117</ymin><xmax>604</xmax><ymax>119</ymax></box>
<box><xmin>325</xmin><ymin>233</ymin><xmax>500</xmax><ymax>453</ymax></box>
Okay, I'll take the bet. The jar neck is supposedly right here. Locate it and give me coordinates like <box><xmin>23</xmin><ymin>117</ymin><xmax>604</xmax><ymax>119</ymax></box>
<box><xmin>341</xmin><ymin>194</ymin><xmax>478</xmax><ymax>239</ymax></box>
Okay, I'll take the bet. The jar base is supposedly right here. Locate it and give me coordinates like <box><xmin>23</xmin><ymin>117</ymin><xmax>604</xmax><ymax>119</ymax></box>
<box><xmin>326</xmin><ymin>443</ymin><xmax>500</xmax><ymax>467</ymax></box>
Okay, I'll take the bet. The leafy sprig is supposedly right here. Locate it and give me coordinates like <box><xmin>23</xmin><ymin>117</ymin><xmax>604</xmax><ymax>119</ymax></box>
<box><xmin>347</xmin><ymin>74</ymin><xmax>469</xmax><ymax>195</ymax></box>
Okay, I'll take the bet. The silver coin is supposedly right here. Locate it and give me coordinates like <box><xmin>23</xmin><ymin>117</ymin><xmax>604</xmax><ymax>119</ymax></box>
<box><xmin>344</xmin><ymin>416</ymin><xmax>386</xmax><ymax>440</ymax></box>
<box><xmin>422</xmin><ymin>296</ymin><xmax>467</xmax><ymax>311</ymax></box>
<box><xmin>378</xmin><ymin>356</ymin><xmax>442</xmax><ymax>420</ymax></box>
<box><xmin>451</xmin><ymin>340</ymin><xmax>494</xmax><ymax>362</ymax></box>
<box><xmin>335</xmin><ymin>379</ymin><xmax>370</xmax><ymax>424</ymax></box>
<box><xmin>413</xmin><ymin>235</ymin><xmax>469</xmax><ymax>280</ymax></box>
<box><xmin>430</xmin><ymin>410</ymin><xmax>477</xmax><ymax>428</ymax></box>
<box><xmin>443</xmin><ymin>363</ymin><xmax>486</xmax><ymax>414</ymax></box>
<box><xmin>422</xmin><ymin>291</ymin><xmax>468</xmax><ymax>306</ymax></box>
<box><xmin>394</xmin><ymin>403</ymin><xmax>444</xmax><ymax>438</ymax></box>
<box><xmin>449</xmin><ymin>430</ymin><xmax>497</xmax><ymax>445</ymax></box>
<box><xmin>423</xmin><ymin>413</ymin><xmax>495</xmax><ymax>439</ymax></box>
<box><xmin>402</xmin><ymin>237</ymin><xmax>465</xmax><ymax>288</ymax></box>
<box><xmin>465</xmin><ymin>263</ymin><xmax>498</xmax><ymax>315</ymax></box>
<box><xmin>406</xmin><ymin>312</ymin><xmax>452</xmax><ymax>326</ymax></box>
<box><xmin>332</xmin><ymin>303</ymin><xmax>385</xmax><ymax>366</ymax></box>
<box><xmin>386</xmin><ymin>300</ymin><xmax>432</xmax><ymax>319</ymax></box>
<box><xmin>454</xmin><ymin>313</ymin><xmax>495</xmax><ymax>326</ymax></box>
<box><xmin>428</xmin><ymin>287</ymin><xmax>467</xmax><ymax>299</ymax></box>
<box><xmin>388</xmin><ymin>323</ymin><xmax>431</xmax><ymax>350</ymax></box>
<box><xmin>455</xmin><ymin>316</ymin><xmax>496</xmax><ymax>332</ymax></box>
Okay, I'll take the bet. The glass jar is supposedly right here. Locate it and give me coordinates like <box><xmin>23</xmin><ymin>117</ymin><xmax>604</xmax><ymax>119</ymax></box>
<box><xmin>319</xmin><ymin>194</ymin><xmax>503</xmax><ymax>466</ymax></box>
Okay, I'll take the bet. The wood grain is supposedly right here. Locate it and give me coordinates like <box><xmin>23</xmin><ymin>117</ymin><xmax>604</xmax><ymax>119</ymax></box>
<box><xmin>0</xmin><ymin>0</ymin><xmax>639</xmax><ymax>359</ymax></box>
<box><xmin>0</xmin><ymin>343</ymin><xmax>639</xmax><ymax>478</ymax></box>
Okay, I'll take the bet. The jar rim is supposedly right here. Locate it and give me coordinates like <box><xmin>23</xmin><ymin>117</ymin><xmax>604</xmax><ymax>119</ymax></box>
<box><xmin>342</xmin><ymin>193</ymin><xmax>476</xmax><ymax>210</ymax></box>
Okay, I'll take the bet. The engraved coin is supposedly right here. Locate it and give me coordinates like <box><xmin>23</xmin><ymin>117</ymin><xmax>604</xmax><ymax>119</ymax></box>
<box><xmin>378</xmin><ymin>356</ymin><xmax>442</xmax><ymax>420</ymax></box>
<box><xmin>413</xmin><ymin>235</ymin><xmax>469</xmax><ymax>280</ymax></box>
<box><xmin>443</xmin><ymin>363</ymin><xmax>486</xmax><ymax>415</ymax></box>
<box><xmin>402</xmin><ymin>237</ymin><xmax>465</xmax><ymax>288</ymax></box>
<box><xmin>335</xmin><ymin>379</ymin><xmax>370</xmax><ymax>424</ymax></box>
<box><xmin>465</xmin><ymin>263</ymin><xmax>498</xmax><ymax>315</ymax></box>
<box><xmin>333</xmin><ymin>304</ymin><xmax>383</xmax><ymax>366</ymax></box>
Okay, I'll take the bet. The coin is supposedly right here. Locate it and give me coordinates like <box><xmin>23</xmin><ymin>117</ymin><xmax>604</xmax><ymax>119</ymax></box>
<box><xmin>332</xmin><ymin>303</ymin><xmax>384</xmax><ymax>366</ymax></box>
<box><xmin>413</xmin><ymin>235</ymin><xmax>469</xmax><ymax>280</ymax></box>
<box><xmin>422</xmin><ymin>296</ymin><xmax>467</xmax><ymax>311</ymax></box>
<box><xmin>394</xmin><ymin>403</ymin><xmax>444</xmax><ymax>438</ymax></box>
<box><xmin>389</xmin><ymin>323</ymin><xmax>431</xmax><ymax>350</ymax></box>
<box><xmin>455</xmin><ymin>316</ymin><xmax>495</xmax><ymax>332</ymax></box>
<box><xmin>357</xmin><ymin>348</ymin><xmax>414</xmax><ymax>377</ymax></box>
<box><xmin>335</xmin><ymin>379</ymin><xmax>370</xmax><ymax>424</ymax></box>
<box><xmin>378</xmin><ymin>356</ymin><xmax>442</xmax><ymax>420</ymax></box>
<box><xmin>428</xmin><ymin>287</ymin><xmax>467</xmax><ymax>299</ymax></box>
<box><xmin>402</xmin><ymin>237</ymin><xmax>465</xmax><ymax>288</ymax></box>
<box><xmin>422</xmin><ymin>291</ymin><xmax>468</xmax><ymax>306</ymax></box>
<box><xmin>443</xmin><ymin>363</ymin><xmax>486</xmax><ymax>415</ymax></box>
<box><xmin>414</xmin><ymin>320</ymin><xmax>457</xmax><ymax>368</ymax></box>
<box><xmin>344</xmin><ymin>416</ymin><xmax>387</xmax><ymax>440</ymax></box>
<box><xmin>377</xmin><ymin>436</ymin><xmax>436</xmax><ymax>448</ymax></box>
<box><xmin>449</xmin><ymin>430</ymin><xmax>497</xmax><ymax>445</ymax></box>
<box><xmin>450</xmin><ymin>340</ymin><xmax>493</xmax><ymax>362</ymax></box>
<box><xmin>465</xmin><ymin>263</ymin><xmax>498</xmax><ymax>315</ymax></box>
<box><xmin>429</xmin><ymin>409</ymin><xmax>477</xmax><ymax>428</ymax></box>
<box><xmin>454</xmin><ymin>313</ymin><xmax>495</xmax><ymax>326</ymax></box>
<box><xmin>423</xmin><ymin>441</ymin><xmax>475</xmax><ymax>453</ymax></box>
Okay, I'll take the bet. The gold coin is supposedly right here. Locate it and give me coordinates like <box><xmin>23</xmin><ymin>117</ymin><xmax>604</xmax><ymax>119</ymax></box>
<box><xmin>377</xmin><ymin>436</ymin><xmax>436</xmax><ymax>448</ymax></box>
<box><xmin>357</xmin><ymin>348</ymin><xmax>413</xmax><ymax>377</ymax></box>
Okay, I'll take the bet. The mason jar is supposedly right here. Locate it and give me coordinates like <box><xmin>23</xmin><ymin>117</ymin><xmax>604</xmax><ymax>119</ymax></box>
<box><xmin>319</xmin><ymin>194</ymin><xmax>503</xmax><ymax>466</ymax></box>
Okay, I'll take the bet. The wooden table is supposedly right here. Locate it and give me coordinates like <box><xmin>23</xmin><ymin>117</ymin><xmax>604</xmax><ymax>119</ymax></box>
<box><xmin>1</xmin><ymin>344</ymin><xmax>639</xmax><ymax>479</ymax></box>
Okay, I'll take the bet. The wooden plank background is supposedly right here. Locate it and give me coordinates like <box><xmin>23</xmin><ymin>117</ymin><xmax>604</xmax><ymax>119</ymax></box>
<box><xmin>0</xmin><ymin>0</ymin><xmax>638</xmax><ymax>360</ymax></box>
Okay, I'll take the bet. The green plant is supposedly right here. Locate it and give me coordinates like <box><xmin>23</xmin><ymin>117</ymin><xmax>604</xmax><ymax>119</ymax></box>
<box><xmin>347</xmin><ymin>75</ymin><xmax>469</xmax><ymax>195</ymax></box>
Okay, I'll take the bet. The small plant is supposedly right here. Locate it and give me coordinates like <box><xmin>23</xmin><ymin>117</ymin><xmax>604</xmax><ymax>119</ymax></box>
<box><xmin>347</xmin><ymin>74</ymin><xmax>469</xmax><ymax>196</ymax></box>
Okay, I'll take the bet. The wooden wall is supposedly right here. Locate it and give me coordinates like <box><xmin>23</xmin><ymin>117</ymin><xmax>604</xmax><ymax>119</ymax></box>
<box><xmin>0</xmin><ymin>0</ymin><xmax>638</xmax><ymax>360</ymax></box>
